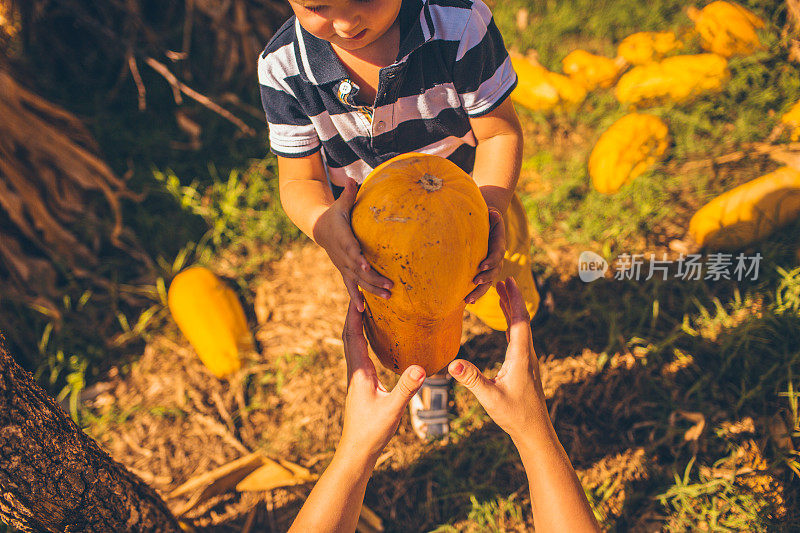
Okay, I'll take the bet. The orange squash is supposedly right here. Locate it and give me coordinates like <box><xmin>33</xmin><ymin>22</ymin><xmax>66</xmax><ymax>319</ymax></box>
<box><xmin>561</xmin><ymin>49</ymin><xmax>624</xmax><ymax>90</ymax></box>
<box><xmin>589</xmin><ymin>113</ymin><xmax>669</xmax><ymax>194</ymax></box>
<box><xmin>510</xmin><ymin>52</ymin><xmax>587</xmax><ymax>111</ymax></box>
<box><xmin>617</xmin><ymin>31</ymin><xmax>683</xmax><ymax>65</ymax></box>
<box><xmin>688</xmin><ymin>166</ymin><xmax>800</xmax><ymax>250</ymax></box>
<box><xmin>781</xmin><ymin>101</ymin><xmax>800</xmax><ymax>141</ymax></box>
<box><xmin>615</xmin><ymin>54</ymin><xmax>729</xmax><ymax>106</ymax></box>
<box><xmin>167</xmin><ymin>266</ymin><xmax>252</xmax><ymax>378</ymax></box>
<box><xmin>350</xmin><ymin>153</ymin><xmax>489</xmax><ymax>375</ymax></box>
<box><xmin>688</xmin><ymin>1</ymin><xmax>765</xmax><ymax>58</ymax></box>
<box><xmin>466</xmin><ymin>194</ymin><xmax>540</xmax><ymax>330</ymax></box>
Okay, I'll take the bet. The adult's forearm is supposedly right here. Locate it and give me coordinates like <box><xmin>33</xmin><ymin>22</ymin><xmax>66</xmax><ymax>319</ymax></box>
<box><xmin>472</xmin><ymin>132</ymin><xmax>522</xmax><ymax>215</ymax></box>
<box><xmin>512</xmin><ymin>424</ymin><xmax>599</xmax><ymax>533</ymax></box>
<box><xmin>288</xmin><ymin>447</ymin><xmax>377</xmax><ymax>533</ymax></box>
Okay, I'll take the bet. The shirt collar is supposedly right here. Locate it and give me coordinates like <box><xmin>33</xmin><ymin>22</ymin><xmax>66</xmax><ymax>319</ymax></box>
<box><xmin>293</xmin><ymin>0</ymin><xmax>435</xmax><ymax>86</ymax></box>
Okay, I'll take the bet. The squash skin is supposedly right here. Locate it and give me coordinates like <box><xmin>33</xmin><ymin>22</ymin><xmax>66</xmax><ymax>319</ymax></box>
<box><xmin>167</xmin><ymin>266</ymin><xmax>252</xmax><ymax>378</ymax></box>
<box><xmin>466</xmin><ymin>194</ymin><xmax>540</xmax><ymax>330</ymax></box>
<box><xmin>781</xmin><ymin>101</ymin><xmax>800</xmax><ymax>141</ymax></box>
<box><xmin>351</xmin><ymin>153</ymin><xmax>489</xmax><ymax>375</ymax></box>
<box><xmin>615</xmin><ymin>54</ymin><xmax>729</xmax><ymax>106</ymax></box>
<box><xmin>589</xmin><ymin>113</ymin><xmax>669</xmax><ymax>195</ymax></box>
<box><xmin>561</xmin><ymin>50</ymin><xmax>623</xmax><ymax>90</ymax></box>
<box><xmin>510</xmin><ymin>53</ymin><xmax>587</xmax><ymax>111</ymax></box>
<box><xmin>688</xmin><ymin>166</ymin><xmax>800</xmax><ymax>250</ymax></box>
<box><xmin>687</xmin><ymin>1</ymin><xmax>764</xmax><ymax>58</ymax></box>
<box><xmin>617</xmin><ymin>31</ymin><xmax>683</xmax><ymax>65</ymax></box>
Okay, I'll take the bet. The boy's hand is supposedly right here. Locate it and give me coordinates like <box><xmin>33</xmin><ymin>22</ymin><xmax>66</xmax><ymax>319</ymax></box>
<box><xmin>339</xmin><ymin>300</ymin><xmax>426</xmax><ymax>458</ymax></box>
<box><xmin>465</xmin><ymin>208</ymin><xmax>505</xmax><ymax>304</ymax></box>
<box><xmin>449</xmin><ymin>277</ymin><xmax>547</xmax><ymax>441</ymax></box>
<box><xmin>315</xmin><ymin>179</ymin><xmax>393</xmax><ymax>311</ymax></box>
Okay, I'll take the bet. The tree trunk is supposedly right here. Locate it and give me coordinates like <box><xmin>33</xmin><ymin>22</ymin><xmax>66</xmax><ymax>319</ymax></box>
<box><xmin>0</xmin><ymin>333</ymin><xmax>182</xmax><ymax>532</ymax></box>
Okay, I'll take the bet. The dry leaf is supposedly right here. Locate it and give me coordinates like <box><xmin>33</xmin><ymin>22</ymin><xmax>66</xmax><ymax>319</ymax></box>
<box><xmin>171</xmin><ymin>452</ymin><xmax>318</xmax><ymax>515</ymax></box>
<box><xmin>769</xmin><ymin>414</ymin><xmax>795</xmax><ymax>451</ymax></box>
<box><xmin>672</xmin><ymin>410</ymin><xmax>706</xmax><ymax>442</ymax></box>
<box><xmin>357</xmin><ymin>504</ymin><xmax>384</xmax><ymax>533</ymax></box>
<box><xmin>170</xmin><ymin>452</ymin><xmax>265</xmax><ymax>515</ymax></box>
<box><xmin>516</xmin><ymin>8</ymin><xmax>529</xmax><ymax>30</ymax></box>
<box><xmin>235</xmin><ymin>458</ymin><xmax>314</xmax><ymax>492</ymax></box>
<box><xmin>768</xmin><ymin>148</ymin><xmax>800</xmax><ymax>170</ymax></box>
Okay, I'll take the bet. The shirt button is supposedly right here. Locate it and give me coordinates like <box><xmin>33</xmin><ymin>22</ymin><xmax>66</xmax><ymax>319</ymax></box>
<box><xmin>339</xmin><ymin>81</ymin><xmax>352</xmax><ymax>94</ymax></box>
<box><xmin>375</xmin><ymin>121</ymin><xmax>386</xmax><ymax>132</ymax></box>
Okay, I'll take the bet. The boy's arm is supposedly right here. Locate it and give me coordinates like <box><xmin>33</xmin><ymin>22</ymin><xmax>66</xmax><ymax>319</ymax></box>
<box><xmin>469</xmin><ymin>97</ymin><xmax>524</xmax><ymax>217</ymax></box>
<box><xmin>277</xmin><ymin>153</ymin><xmax>334</xmax><ymax>243</ymax></box>
<box><xmin>463</xmin><ymin>97</ymin><xmax>522</xmax><ymax>302</ymax></box>
<box><xmin>277</xmin><ymin>154</ymin><xmax>393</xmax><ymax>309</ymax></box>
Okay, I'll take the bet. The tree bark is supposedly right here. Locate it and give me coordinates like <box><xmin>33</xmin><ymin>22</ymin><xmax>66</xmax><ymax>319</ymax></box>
<box><xmin>0</xmin><ymin>333</ymin><xmax>182</xmax><ymax>532</ymax></box>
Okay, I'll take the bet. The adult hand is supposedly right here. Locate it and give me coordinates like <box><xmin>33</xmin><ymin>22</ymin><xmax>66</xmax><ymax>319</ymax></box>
<box><xmin>316</xmin><ymin>179</ymin><xmax>393</xmax><ymax>311</ymax></box>
<box><xmin>465</xmin><ymin>208</ymin><xmax>506</xmax><ymax>304</ymax></box>
<box><xmin>339</xmin><ymin>299</ymin><xmax>426</xmax><ymax>458</ymax></box>
<box><xmin>450</xmin><ymin>277</ymin><xmax>547</xmax><ymax>440</ymax></box>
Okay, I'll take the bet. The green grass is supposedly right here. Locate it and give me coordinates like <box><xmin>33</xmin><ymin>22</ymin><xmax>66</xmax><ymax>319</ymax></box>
<box><xmin>4</xmin><ymin>0</ymin><xmax>800</xmax><ymax>530</ymax></box>
<box><xmin>477</xmin><ymin>1</ymin><xmax>800</xmax><ymax>529</ymax></box>
<box><xmin>657</xmin><ymin>457</ymin><xmax>774</xmax><ymax>532</ymax></box>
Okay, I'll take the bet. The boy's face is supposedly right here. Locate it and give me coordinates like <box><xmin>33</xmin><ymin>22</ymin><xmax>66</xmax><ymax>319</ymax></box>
<box><xmin>289</xmin><ymin>0</ymin><xmax>402</xmax><ymax>53</ymax></box>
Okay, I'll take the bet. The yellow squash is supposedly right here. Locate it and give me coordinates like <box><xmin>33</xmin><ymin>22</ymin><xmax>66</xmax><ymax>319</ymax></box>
<box><xmin>687</xmin><ymin>1</ymin><xmax>765</xmax><ymax>57</ymax></box>
<box><xmin>615</xmin><ymin>54</ymin><xmax>729</xmax><ymax>106</ymax></box>
<box><xmin>351</xmin><ymin>153</ymin><xmax>489</xmax><ymax>375</ymax></box>
<box><xmin>561</xmin><ymin>49</ymin><xmax>624</xmax><ymax>90</ymax></box>
<box><xmin>616</xmin><ymin>31</ymin><xmax>683</xmax><ymax>65</ymax></box>
<box><xmin>510</xmin><ymin>53</ymin><xmax>587</xmax><ymax>111</ymax></box>
<box><xmin>781</xmin><ymin>101</ymin><xmax>800</xmax><ymax>141</ymax></box>
<box><xmin>466</xmin><ymin>194</ymin><xmax>540</xmax><ymax>330</ymax></box>
<box><xmin>689</xmin><ymin>166</ymin><xmax>800</xmax><ymax>250</ymax></box>
<box><xmin>589</xmin><ymin>113</ymin><xmax>669</xmax><ymax>194</ymax></box>
<box><xmin>167</xmin><ymin>266</ymin><xmax>252</xmax><ymax>378</ymax></box>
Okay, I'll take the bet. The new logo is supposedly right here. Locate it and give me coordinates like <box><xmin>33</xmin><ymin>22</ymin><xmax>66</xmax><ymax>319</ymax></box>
<box><xmin>578</xmin><ymin>251</ymin><xmax>608</xmax><ymax>283</ymax></box>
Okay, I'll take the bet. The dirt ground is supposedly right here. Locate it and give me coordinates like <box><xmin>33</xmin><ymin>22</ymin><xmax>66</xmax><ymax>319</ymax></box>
<box><xmin>81</xmin><ymin>242</ymin><xmax>787</xmax><ymax>532</ymax></box>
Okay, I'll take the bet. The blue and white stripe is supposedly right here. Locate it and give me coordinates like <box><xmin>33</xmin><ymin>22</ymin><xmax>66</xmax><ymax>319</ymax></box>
<box><xmin>258</xmin><ymin>0</ymin><xmax>516</xmax><ymax>187</ymax></box>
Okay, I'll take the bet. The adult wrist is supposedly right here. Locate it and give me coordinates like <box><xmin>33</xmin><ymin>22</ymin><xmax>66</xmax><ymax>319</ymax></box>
<box><xmin>509</xmin><ymin>417</ymin><xmax>559</xmax><ymax>454</ymax></box>
<box><xmin>335</xmin><ymin>437</ymin><xmax>381</xmax><ymax>471</ymax></box>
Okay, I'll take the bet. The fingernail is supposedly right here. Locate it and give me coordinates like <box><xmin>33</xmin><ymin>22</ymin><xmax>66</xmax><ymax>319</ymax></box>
<box><xmin>383</xmin><ymin>282</ymin><xmax>392</xmax><ymax>289</ymax></box>
<box><xmin>382</xmin><ymin>291</ymin><xmax>391</xmax><ymax>299</ymax></box>
<box><xmin>410</xmin><ymin>367</ymin><xmax>424</xmax><ymax>381</ymax></box>
<box><xmin>361</xmin><ymin>263</ymin><xmax>369</xmax><ymax>271</ymax></box>
<box><xmin>451</xmin><ymin>361</ymin><xmax>464</xmax><ymax>375</ymax></box>
<box><xmin>467</xmin><ymin>297</ymin><xmax>475</xmax><ymax>304</ymax></box>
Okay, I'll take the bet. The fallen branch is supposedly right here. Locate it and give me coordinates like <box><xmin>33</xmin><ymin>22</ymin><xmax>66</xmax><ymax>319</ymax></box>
<box><xmin>145</xmin><ymin>56</ymin><xmax>255</xmax><ymax>136</ymax></box>
<box><xmin>677</xmin><ymin>141</ymin><xmax>800</xmax><ymax>173</ymax></box>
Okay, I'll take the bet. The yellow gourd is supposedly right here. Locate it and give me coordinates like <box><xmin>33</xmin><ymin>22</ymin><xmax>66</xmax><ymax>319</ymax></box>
<box><xmin>688</xmin><ymin>166</ymin><xmax>800</xmax><ymax>250</ymax></box>
<box><xmin>589</xmin><ymin>113</ymin><xmax>669</xmax><ymax>194</ymax></box>
<box><xmin>466</xmin><ymin>194</ymin><xmax>540</xmax><ymax>330</ymax></box>
<box><xmin>616</xmin><ymin>31</ymin><xmax>683</xmax><ymax>65</ymax></box>
<box><xmin>615</xmin><ymin>54</ymin><xmax>729</xmax><ymax>106</ymax></box>
<box><xmin>510</xmin><ymin>53</ymin><xmax>587</xmax><ymax>111</ymax></box>
<box><xmin>687</xmin><ymin>1</ymin><xmax>765</xmax><ymax>58</ymax></box>
<box><xmin>351</xmin><ymin>153</ymin><xmax>489</xmax><ymax>375</ymax></box>
<box><xmin>781</xmin><ymin>101</ymin><xmax>800</xmax><ymax>141</ymax></box>
<box><xmin>167</xmin><ymin>266</ymin><xmax>252</xmax><ymax>378</ymax></box>
<box><xmin>561</xmin><ymin>50</ymin><xmax>624</xmax><ymax>90</ymax></box>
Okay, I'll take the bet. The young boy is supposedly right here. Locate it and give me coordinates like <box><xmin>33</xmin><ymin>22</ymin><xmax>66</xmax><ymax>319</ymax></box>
<box><xmin>258</xmin><ymin>0</ymin><xmax>523</xmax><ymax>438</ymax></box>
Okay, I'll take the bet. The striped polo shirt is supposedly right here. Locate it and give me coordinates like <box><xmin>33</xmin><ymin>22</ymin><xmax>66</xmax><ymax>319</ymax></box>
<box><xmin>258</xmin><ymin>0</ymin><xmax>517</xmax><ymax>188</ymax></box>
